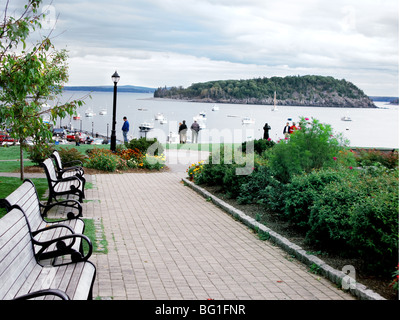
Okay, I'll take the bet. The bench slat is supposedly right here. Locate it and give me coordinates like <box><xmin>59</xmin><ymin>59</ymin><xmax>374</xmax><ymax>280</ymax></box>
<box><xmin>0</xmin><ymin>208</ymin><xmax>96</xmax><ymax>300</ymax></box>
<box><xmin>1</xmin><ymin>180</ymin><xmax>86</xmax><ymax>263</ymax></box>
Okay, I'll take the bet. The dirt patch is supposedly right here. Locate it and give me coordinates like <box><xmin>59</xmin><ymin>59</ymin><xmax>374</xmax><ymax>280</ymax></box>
<box><xmin>202</xmin><ymin>185</ymin><xmax>398</xmax><ymax>300</ymax></box>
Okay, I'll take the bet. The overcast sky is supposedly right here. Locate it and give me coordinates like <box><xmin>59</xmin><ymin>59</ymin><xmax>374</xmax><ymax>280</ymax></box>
<box><xmin>12</xmin><ymin>0</ymin><xmax>400</xmax><ymax>96</ymax></box>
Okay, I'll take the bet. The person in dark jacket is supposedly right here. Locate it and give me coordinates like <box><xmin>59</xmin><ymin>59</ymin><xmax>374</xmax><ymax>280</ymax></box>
<box><xmin>283</xmin><ymin>122</ymin><xmax>290</xmax><ymax>138</ymax></box>
<box><xmin>191</xmin><ymin>120</ymin><xmax>200</xmax><ymax>143</ymax></box>
<box><xmin>178</xmin><ymin>120</ymin><xmax>187</xmax><ymax>144</ymax></box>
<box><xmin>263</xmin><ymin>123</ymin><xmax>271</xmax><ymax>140</ymax></box>
<box><xmin>122</xmin><ymin>116</ymin><xmax>130</xmax><ymax>143</ymax></box>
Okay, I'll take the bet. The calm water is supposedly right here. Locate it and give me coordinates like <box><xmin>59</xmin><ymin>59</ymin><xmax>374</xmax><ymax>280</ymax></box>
<box><xmin>57</xmin><ymin>91</ymin><xmax>398</xmax><ymax>149</ymax></box>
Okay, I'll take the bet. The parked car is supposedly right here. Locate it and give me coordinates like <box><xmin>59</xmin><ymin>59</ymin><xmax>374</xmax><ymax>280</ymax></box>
<box><xmin>0</xmin><ymin>131</ymin><xmax>16</xmax><ymax>144</ymax></box>
<box><xmin>66</xmin><ymin>131</ymin><xmax>86</xmax><ymax>143</ymax></box>
<box><xmin>53</xmin><ymin>128</ymin><xmax>67</xmax><ymax>138</ymax></box>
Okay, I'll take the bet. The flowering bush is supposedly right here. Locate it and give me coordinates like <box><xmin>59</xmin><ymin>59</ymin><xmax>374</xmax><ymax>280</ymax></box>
<box><xmin>268</xmin><ymin>117</ymin><xmax>348</xmax><ymax>183</ymax></box>
<box><xmin>355</xmin><ymin>148</ymin><xmax>399</xmax><ymax>169</ymax></box>
<box><xmin>140</xmin><ymin>153</ymin><xmax>166</xmax><ymax>170</ymax></box>
<box><xmin>390</xmin><ymin>265</ymin><xmax>399</xmax><ymax>291</ymax></box>
<box><xmin>187</xmin><ymin>161</ymin><xmax>205</xmax><ymax>181</ymax></box>
<box><xmin>85</xmin><ymin>149</ymin><xmax>121</xmax><ymax>172</ymax></box>
<box><xmin>117</xmin><ymin>148</ymin><xmax>143</xmax><ymax>162</ymax></box>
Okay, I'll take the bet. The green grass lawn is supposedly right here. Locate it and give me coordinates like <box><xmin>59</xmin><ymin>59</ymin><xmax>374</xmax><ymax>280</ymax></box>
<box><xmin>0</xmin><ymin>177</ymin><xmax>48</xmax><ymax>218</ymax></box>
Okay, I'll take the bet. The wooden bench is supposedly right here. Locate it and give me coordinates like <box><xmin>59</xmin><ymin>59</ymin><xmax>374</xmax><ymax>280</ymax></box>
<box><xmin>0</xmin><ymin>179</ymin><xmax>86</xmax><ymax>264</ymax></box>
<box><xmin>0</xmin><ymin>206</ymin><xmax>96</xmax><ymax>300</ymax></box>
<box><xmin>41</xmin><ymin>158</ymin><xmax>85</xmax><ymax>205</ymax></box>
<box><xmin>51</xmin><ymin>150</ymin><xmax>86</xmax><ymax>191</ymax></box>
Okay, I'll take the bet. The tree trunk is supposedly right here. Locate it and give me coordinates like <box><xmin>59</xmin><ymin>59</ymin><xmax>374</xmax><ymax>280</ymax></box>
<box><xmin>19</xmin><ymin>139</ymin><xmax>24</xmax><ymax>181</ymax></box>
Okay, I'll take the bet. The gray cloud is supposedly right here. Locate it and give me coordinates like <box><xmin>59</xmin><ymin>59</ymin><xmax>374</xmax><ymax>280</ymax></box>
<box><xmin>9</xmin><ymin>0</ymin><xmax>399</xmax><ymax>95</ymax></box>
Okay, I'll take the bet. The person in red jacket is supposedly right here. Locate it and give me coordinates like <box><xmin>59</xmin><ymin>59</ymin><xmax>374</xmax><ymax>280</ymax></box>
<box><xmin>289</xmin><ymin>122</ymin><xmax>298</xmax><ymax>134</ymax></box>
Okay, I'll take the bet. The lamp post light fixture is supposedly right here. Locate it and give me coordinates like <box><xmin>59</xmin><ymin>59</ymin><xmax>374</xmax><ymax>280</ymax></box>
<box><xmin>110</xmin><ymin>71</ymin><xmax>120</xmax><ymax>152</ymax></box>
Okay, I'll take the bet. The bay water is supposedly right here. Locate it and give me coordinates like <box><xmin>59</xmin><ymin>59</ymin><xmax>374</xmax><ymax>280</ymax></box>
<box><xmin>58</xmin><ymin>91</ymin><xmax>398</xmax><ymax>149</ymax></box>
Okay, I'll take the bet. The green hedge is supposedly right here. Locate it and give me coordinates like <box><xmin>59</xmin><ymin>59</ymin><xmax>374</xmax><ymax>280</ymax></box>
<box><xmin>192</xmin><ymin>135</ymin><xmax>398</xmax><ymax>274</ymax></box>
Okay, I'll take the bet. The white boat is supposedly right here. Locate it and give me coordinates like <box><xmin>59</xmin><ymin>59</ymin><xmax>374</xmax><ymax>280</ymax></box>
<box><xmin>341</xmin><ymin>116</ymin><xmax>352</xmax><ymax>121</ymax></box>
<box><xmin>242</xmin><ymin>117</ymin><xmax>255</xmax><ymax>124</ymax></box>
<box><xmin>155</xmin><ymin>113</ymin><xmax>165</xmax><ymax>121</ymax></box>
<box><xmin>167</xmin><ymin>132</ymin><xmax>180</xmax><ymax>144</ymax></box>
<box><xmin>193</xmin><ymin>113</ymin><xmax>207</xmax><ymax>122</ymax></box>
<box><xmin>212</xmin><ymin>104</ymin><xmax>219</xmax><ymax>111</ymax></box>
<box><xmin>271</xmin><ymin>91</ymin><xmax>278</xmax><ymax>111</ymax></box>
<box><xmin>160</xmin><ymin>118</ymin><xmax>168</xmax><ymax>124</ymax></box>
<box><xmin>99</xmin><ymin>108</ymin><xmax>107</xmax><ymax>115</ymax></box>
<box><xmin>139</xmin><ymin>122</ymin><xmax>154</xmax><ymax>131</ymax></box>
<box><xmin>85</xmin><ymin>109</ymin><xmax>95</xmax><ymax>117</ymax></box>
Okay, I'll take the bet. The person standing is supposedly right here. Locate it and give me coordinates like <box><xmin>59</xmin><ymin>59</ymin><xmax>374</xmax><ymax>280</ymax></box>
<box><xmin>289</xmin><ymin>122</ymin><xmax>298</xmax><ymax>134</ymax></box>
<box><xmin>179</xmin><ymin>120</ymin><xmax>187</xmax><ymax>144</ymax></box>
<box><xmin>263</xmin><ymin>123</ymin><xmax>271</xmax><ymax>140</ymax></box>
<box><xmin>74</xmin><ymin>132</ymin><xmax>80</xmax><ymax>146</ymax></box>
<box><xmin>122</xmin><ymin>116</ymin><xmax>130</xmax><ymax>143</ymax></box>
<box><xmin>283</xmin><ymin>122</ymin><xmax>290</xmax><ymax>138</ymax></box>
<box><xmin>191</xmin><ymin>120</ymin><xmax>200</xmax><ymax>143</ymax></box>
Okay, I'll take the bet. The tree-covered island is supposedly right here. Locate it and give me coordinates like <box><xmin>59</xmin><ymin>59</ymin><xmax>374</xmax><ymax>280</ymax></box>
<box><xmin>154</xmin><ymin>75</ymin><xmax>376</xmax><ymax>108</ymax></box>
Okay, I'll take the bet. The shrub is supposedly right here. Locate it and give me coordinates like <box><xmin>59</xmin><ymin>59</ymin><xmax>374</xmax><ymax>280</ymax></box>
<box><xmin>348</xmin><ymin>169</ymin><xmax>399</xmax><ymax>273</ymax></box>
<box><xmin>58</xmin><ymin>147</ymin><xmax>87</xmax><ymax>165</ymax></box>
<box><xmin>241</xmin><ymin>138</ymin><xmax>275</xmax><ymax>155</ymax></box>
<box><xmin>195</xmin><ymin>146</ymin><xmax>230</xmax><ymax>186</ymax></box>
<box><xmin>268</xmin><ymin>117</ymin><xmax>347</xmax><ymax>183</ymax></box>
<box><xmin>127</xmin><ymin>137</ymin><xmax>164</xmax><ymax>156</ymax></box>
<box><xmin>26</xmin><ymin>143</ymin><xmax>55</xmax><ymax>165</ymax></box>
<box><xmin>221</xmin><ymin>164</ymin><xmax>253</xmax><ymax>198</ymax></box>
<box><xmin>355</xmin><ymin>148</ymin><xmax>399</xmax><ymax>169</ymax></box>
<box><xmin>306</xmin><ymin>170</ymin><xmax>360</xmax><ymax>250</ymax></box>
<box><xmin>187</xmin><ymin>161</ymin><xmax>205</xmax><ymax>182</ymax></box>
<box><xmin>140</xmin><ymin>153</ymin><xmax>166</xmax><ymax>170</ymax></box>
<box><xmin>306</xmin><ymin>168</ymin><xmax>399</xmax><ymax>274</ymax></box>
<box><xmin>85</xmin><ymin>149</ymin><xmax>120</xmax><ymax>172</ymax></box>
<box><xmin>282</xmin><ymin>168</ymin><xmax>349</xmax><ymax>228</ymax></box>
<box><xmin>117</xmin><ymin>148</ymin><xmax>144</xmax><ymax>162</ymax></box>
<box><xmin>237</xmin><ymin>165</ymin><xmax>274</xmax><ymax>204</ymax></box>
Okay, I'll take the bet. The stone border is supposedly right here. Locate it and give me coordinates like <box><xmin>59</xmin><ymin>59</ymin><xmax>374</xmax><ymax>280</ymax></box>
<box><xmin>182</xmin><ymin>177</ymin><xmax>386</xmax><ymax>300</ymax></box>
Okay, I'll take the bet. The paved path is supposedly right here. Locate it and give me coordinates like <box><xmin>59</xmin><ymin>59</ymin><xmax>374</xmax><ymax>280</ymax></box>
<box><xmin>80</xmin><ymin>149</ymin><xmax>354</xmax><ymax>300</ymax></box>
<box><xmin>1</xmin><ymin>150</ymin><xmax>355</xmax><ymax>300</ymax></box>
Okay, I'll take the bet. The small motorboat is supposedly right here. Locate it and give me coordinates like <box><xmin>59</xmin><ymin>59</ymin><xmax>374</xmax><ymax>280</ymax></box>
<box><xmin>139</xmin><ymin>122</ymin><xmax>154</xmax><ymax>132</ymax></box>
<box><xmin>73</xmin><ymin>114</ymin><xmax>81</xmax><ymax>120</ymax></box>
<box><xmin>155</xmin><ymin>113</ymin><xmax>165</xmax><ymax>121</ymax></box>
<box><xmin>99</xmin><ymin>108</ymin><xmax>107</xmax><ymax>115</ymax></box>
<box><xmin>242</xmin><ymin>117</ymin><xmax>255</xmax><ymax>124</ymax></box>
<box><xmin>341</xmin><ymin>116</ymin><xmax>352</xmax><ymax>121</ymax></box>
<box><xmin>85</xmin><ymin>109</ymin><xmax>95</xmax><ymax>117</ymax></box>
<box><xmin>212</xmin><ymin>104</ymin><xmax>219</xmax><ymax>111</ymax></box>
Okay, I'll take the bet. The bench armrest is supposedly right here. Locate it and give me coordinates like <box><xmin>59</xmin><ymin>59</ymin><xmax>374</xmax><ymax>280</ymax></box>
<box><xmin>14</xmin><ymin>289</ymin><xmax>70</xmax><ymax>300</ymax></box>
<box><xmin>57</xmin><ymin>166</ymin><xmax>85</xmax><ymax>176</ymax></box>
<box><xmin>32</xmin><ymin>223</ymin><xmax>75</xmax><ymax>237</ymax></box>
<box><xmin>35</xmin><ymin>233</ymin><xmax>93</xmax><ymax>263</ymax></box>
<box><xmin>51</xmin><ymin>175</ymin><xmax>83</xmax><ymax>189</ymax></box>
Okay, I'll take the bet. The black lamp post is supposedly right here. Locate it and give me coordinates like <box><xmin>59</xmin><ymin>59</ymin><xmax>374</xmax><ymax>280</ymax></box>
<box><xmin>110</xmin><ymin>71</ymin><xmax>120</xmax><ymax>152</ymax></box>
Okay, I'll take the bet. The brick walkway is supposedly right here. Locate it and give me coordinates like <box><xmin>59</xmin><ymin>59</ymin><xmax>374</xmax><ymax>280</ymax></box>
<box><xmin>78</xmin><ymin>149</ymin><xmax>354</xmax><ymax>300</ymax></box>
<box><xmin>2</xmin><ymin>150</ymin><xmax>355</xmax><ymax>300</ymax></box>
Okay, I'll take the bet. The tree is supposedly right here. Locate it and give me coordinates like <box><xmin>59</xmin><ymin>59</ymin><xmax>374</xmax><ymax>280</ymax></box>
<box><xmin>0</xmin><ymin>0</ymin><xmax>86</xmax><ymax>180</ymax></box>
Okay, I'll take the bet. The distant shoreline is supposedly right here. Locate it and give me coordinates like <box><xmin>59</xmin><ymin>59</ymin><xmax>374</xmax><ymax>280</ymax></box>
<box><xmin>63</xmin><ymin>87</ymin><xmax>398</xmax><ymax>107</ymax></box>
